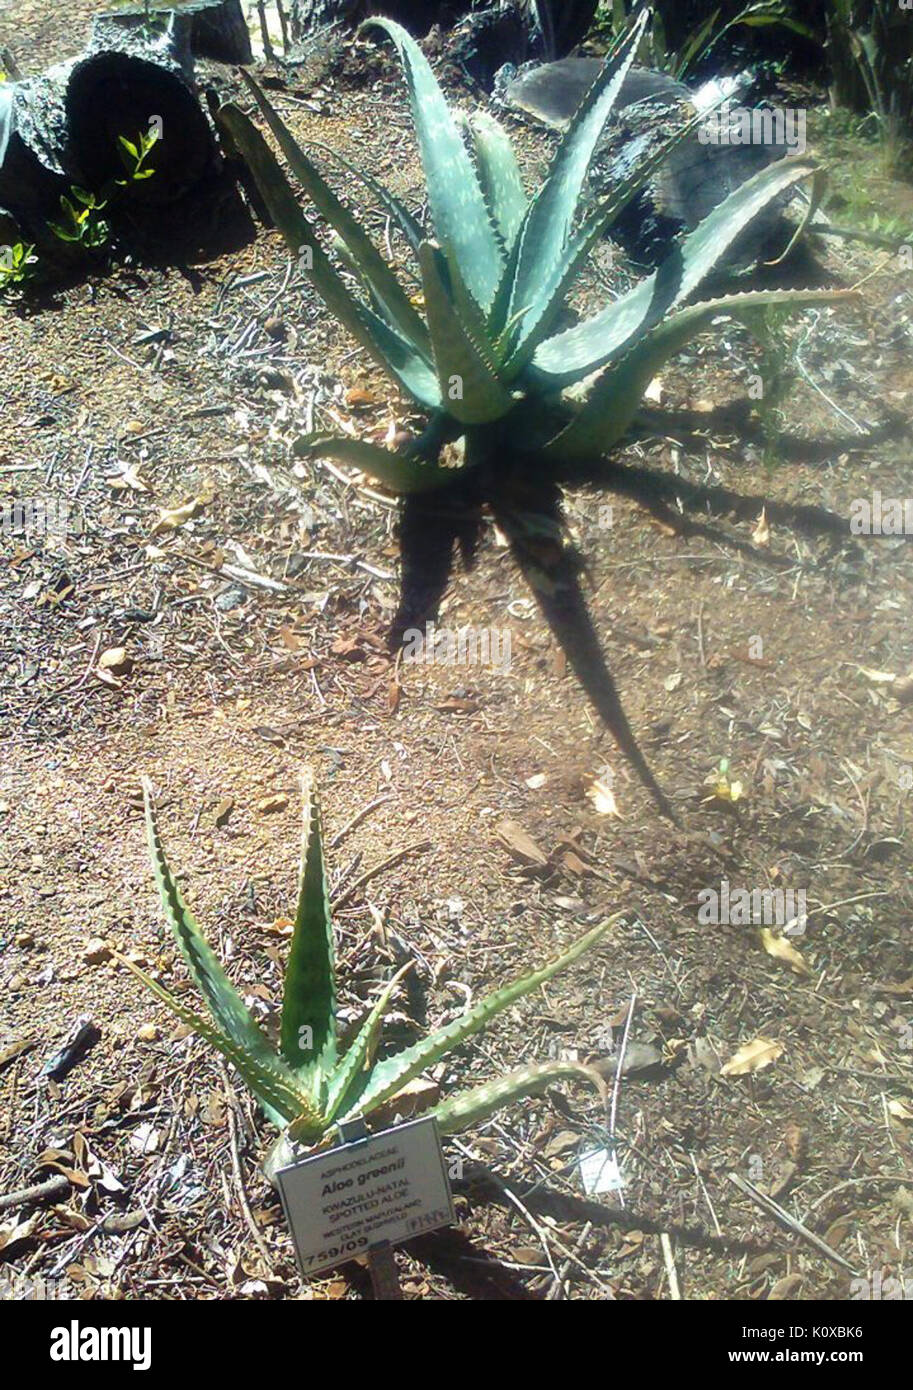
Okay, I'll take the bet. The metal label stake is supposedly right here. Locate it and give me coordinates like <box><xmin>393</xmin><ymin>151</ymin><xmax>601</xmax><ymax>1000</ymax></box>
<box><xmin>337</xmin><ymin>1116</ymin><xmax>405</xmax><ymax>1301</ymax></box>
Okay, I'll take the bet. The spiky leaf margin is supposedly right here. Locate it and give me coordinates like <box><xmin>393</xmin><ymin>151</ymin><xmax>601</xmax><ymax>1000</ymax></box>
<box><xmin>337</xmin><ymin>914</ymin><xmax>623</xmax><ymax>1122</ymax></box>
<box><xmin>280</xmin><ymin>772</ymin><xmax>337</xmax><ymax>1096</ymax></box>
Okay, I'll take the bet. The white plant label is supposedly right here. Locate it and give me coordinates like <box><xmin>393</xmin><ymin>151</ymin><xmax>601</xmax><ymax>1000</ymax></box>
<box><xmin>277</xmin><ymin>1116</ymin><xmax>455</xmax><ymax>1278</ymax></box>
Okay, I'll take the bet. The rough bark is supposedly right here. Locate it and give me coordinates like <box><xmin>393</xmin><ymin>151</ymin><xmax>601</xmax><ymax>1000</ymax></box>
<box><xmin>92</xmin><ymin>1</ymin><xmax>253</xmax><ymax>64</ymax></box>
<box><xmin>290</xmin><ymin>1</ymin><xmax>599</xmax><ymax>56</ymax></box>
<box><xmin>0</xmin><ymin>21</ymin><xmax>219</xmax><ymax>243</ymax></box>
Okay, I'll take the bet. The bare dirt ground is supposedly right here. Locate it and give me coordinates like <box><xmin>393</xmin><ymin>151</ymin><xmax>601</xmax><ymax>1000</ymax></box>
<box><xmin>1</xmin><ymin>8</ymin><xmax>912</xmax><ymax>1301</ymax></box>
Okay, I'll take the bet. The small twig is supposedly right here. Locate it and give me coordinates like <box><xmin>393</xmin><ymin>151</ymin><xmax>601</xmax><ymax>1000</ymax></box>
<box><xmin>546</xmin><ymin>1221</ymin><xmax>592</xmax><ymax>1301</ymax></box>
<box><xmin>256</xmin><ymin>1</ymin><xmax>275</xmax><ymax>61</ymax></box>
<box><xmin>691</xmin><ymin>1152</ymin><xmax>723</xmax><ymax>1238</ymax></box>
<box><xmin>607</xmin><ymin>992</ymin><xmax>636</xmax><ymax>1209</ymax></box>
<box><xmin>329</xmin><ymin>795</ymin><xmax>394</xmax><ymax>850</ymax></box>
<box><xmin>331</xmin><ymin>840</ymin><xmax>432</xmax><ymax>910</ymax></box>
<box><xmin>23</xmin><ymin>633</ymin><xmax>102</xmax><ymax>726</ymax></box>
<box><xmin>794</xmin><ymin>315</ymin><xmax>867</xmax><ymax>436</ymax></box>
<box><xmin>805</xmin><ymin>1174</ymin><xmax>913</xmax><ymax>1213</ymax></box>
<box><xmin>660</xmin><ymin>1232</ymin><xmax>682</xmax><ymax>1299</ymax></box>
<box><xmin>72</xmin><ymin>444</ymin><xmax>94</xmax><ymax>498</ymax></box>
<box><xmin>220</xmin><ymin>1065</ymin><xmax>273</xmax><ymax>1270</ymax></box>
<box><xmin>0</xmin><ymin>1174</ymin><xmax>70</xmax><ymax>1214</ymax></box>
<box><xmin>451</xmin><ymin>1140</ymin><xmax>614</xmax><ymax>1295</ymax></box>
<box><xmin>727</xmin><ymin>1171</ymin><xmax>859</xmax><ymax>1274</ymax></box>
<box><xmin>807</xmin><ymin>890</ymin><xmax>888</xmax><ymax>918</ymax></box>
<box><xmin>275</xmin><ymin>0</ymin><xmax>290</xmax><ymax>54</ymax></box>
<box><xmin>839</xmin><ymin>758</ymin><xmax>870</xmax><ymax>856</ymax></box>
<box><xmin>695</xmin><ymin>602</ymin><xmax>706</xmax><ymax>667</ymax></box>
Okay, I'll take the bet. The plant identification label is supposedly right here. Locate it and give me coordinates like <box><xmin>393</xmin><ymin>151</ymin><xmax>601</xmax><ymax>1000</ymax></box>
<box><xmin>276</xmin><ymin>1117</ymin><xmax>455</xmax><ymax>1278</ymax></box>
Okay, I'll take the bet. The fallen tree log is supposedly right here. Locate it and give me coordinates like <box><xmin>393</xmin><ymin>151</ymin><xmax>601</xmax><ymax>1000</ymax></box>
<box><xmin>0</xmin><ymin>23</ymin><xmax>220</xmax><ymax>249</ymax></box>
<box><xmin>91</xmin><ymin>0</ymin><xmax>253</xmax><ymax>65</ymax></box>
<box><xmin>290</xmin><ymin>1</ymin><xmax>599</xmax><ymax>57</ymax></box>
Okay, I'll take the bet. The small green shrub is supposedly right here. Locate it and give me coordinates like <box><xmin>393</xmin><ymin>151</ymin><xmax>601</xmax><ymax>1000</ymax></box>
<box><xmin>122</xmin><ymin>775</ymin><xmax>618</xmax><ymax>1183</ymax></box>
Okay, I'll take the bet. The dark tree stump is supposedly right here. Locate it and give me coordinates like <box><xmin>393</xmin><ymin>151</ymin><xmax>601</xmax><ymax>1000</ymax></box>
<box><xmin>0</xmin><ymin>77</ymin><xmax>71</xmax><ymax>227</ymax></box>
<box><xmin>92</xmin><ymin>1</ymin><xmax>253</xmax><ymax>64</ymax></box>
<box><xmin>66</xmin><ymin>52</ymin><xmax>216</xmax><ymax>205</ymax></box>
<box><xmin>0</xmin><ymin>21</ymin><xmax>219</xmax><ymax>251</ymax></box>
<box><xmin>290</xmin><ymin>1</ymin><xmax>599</xmax><ymax>55</ymax></box>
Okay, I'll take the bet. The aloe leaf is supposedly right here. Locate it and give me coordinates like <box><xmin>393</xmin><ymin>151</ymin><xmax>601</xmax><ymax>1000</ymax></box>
<box><xmin>676</xmin><ymin>7</ymin><xmax>722</xmax><ymax>76</ymax></box>
<box><xmin>142</xmin><ymin>778</ymin><xmax>285</xmax><ymax>1071</ymax></box>
<box><xmin>506</xmin><ymin>7</ymin><xmax>650</xmax><ymax>353</ymax></box>
<box><xmin>364</xmin><ymin>19</ymin><xmax>503</xmax><ymax>311</ymax></box>
<box><xmin>217</xmin><ymin>103</ymin><xmax>441</xmax><ymax>410</ymax></box>
<box><xmin>323</xmin><ymin>963</ymin><xmax>413</xmax><ymax>1123</ymax></box>
<box><xmin>338</xmin><ymin>914</ymin><xmax>622</xmax><ymax>1123</ymax></box>
<box><xmin>464</xmin><ymin>111</ymin><xmax>528</xmax><ymax>252</ymax></box>
<box><xmin>239</xmin><ymin>73</ymin><xmax>431</xmax><ymax>359</ymax></box>
<box><xmin>291</xmin><ymin>433</ymin><xmax>457</xmax><ymax>495</ymax></box>
<box><xmin>113</xmin><ymin>952</ymin><xmax>316</xmax><ymax>1130</ymax></box>
<box><xmin>430</xmin><ymin>1060</ymin><xmax>606</xmax><ymax>1135</ymax></box>
<box><xmin>547</xmin><ymin>288</ymin><xmax>856</xmax><ymax>459</ymax></box>
<box><xmin>418</xmin><ymin>242</ymin><xmax>515</xmax><ymax>425</ymax></box>
<box><xmin>303</xmin><ymin>140</ymin><xmax>425</xmax><ymax>254</ymax></box>
<box><xmin>280</xmin><ymin>773</ymin><xmax>337</xmax><ymax>1098</ymax></box>
<box><xmin>533</xmin><ymin>155</ymin><xmax>821</xmax><ymax>386</ymax></box>
<box><xmin>501</xmin><ymin>98</ymin><xmax>723</xmax><ymax>373</ymax></box>
<box><xmin>764</xmin><ymin>166</ymin><xmax>827</xmax><ymax>267</ymax></box>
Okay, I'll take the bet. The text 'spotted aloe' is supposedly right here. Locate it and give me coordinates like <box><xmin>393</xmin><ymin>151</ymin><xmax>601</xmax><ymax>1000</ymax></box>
<box><xmin>121</xmin><ymin>775</ymin><xmax>617</xmax><ymax>1185</ymax></box>
<box><xmin>217</xmin><ymin>8</ymin><xmax>852</xmax><ymax>818</ymax></box>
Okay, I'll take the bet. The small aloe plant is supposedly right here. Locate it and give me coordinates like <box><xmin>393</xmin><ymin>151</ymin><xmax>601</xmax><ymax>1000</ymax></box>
<box><xmin>217</xmin><ymin>10</ymin><xmax>850</xmax><ymax>817</ymax></box>
<box><xmin>121</xmin><ymin>775</ymin><xmax>617</xmax><ymax>1184</ymax></box>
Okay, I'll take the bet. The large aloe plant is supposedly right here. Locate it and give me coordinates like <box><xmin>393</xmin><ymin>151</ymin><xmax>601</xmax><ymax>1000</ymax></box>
<box><xmin>121</xmin><ymin>775</ymin><xmax>616</xmax><ymax>1183</ymax></box>
<box><xmin>217</xmin><ymin>10</ymin><xmax>850</xmax><ymax>817</ymax></box>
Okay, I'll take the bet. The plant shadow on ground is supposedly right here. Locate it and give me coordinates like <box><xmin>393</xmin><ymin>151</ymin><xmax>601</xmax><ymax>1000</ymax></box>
<box><xmin>7</xmin><ymin>170</ymin><xmax>258</xmax><ymax>316</ymax></box>
<box><xmin>389</xmin><ymin>387</ymin><xmax>908</xmax><ymax>822</ymax></box>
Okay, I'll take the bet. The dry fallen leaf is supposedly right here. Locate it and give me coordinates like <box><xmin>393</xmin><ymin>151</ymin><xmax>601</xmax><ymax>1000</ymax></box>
<box><xmin>496</xmin><ymin>818</ymin><xmax>548</xmax><ymax>867</ymax></box>
<box><xmin>257</xmin><ymin>795</ymin><xmax>289</xmax><ymax>815</ymax></box>
<box><xmin>752</xmin><ymin>507</ymin><xmax>771</xmax><ymax>548</ymax></box>
<box><xmin>887</xmin><ymin>1099</ymin><xmax>913</xmax><ymax>1121</ymax></box>
<box><xmin>758</xmin><ymin>928</ymin><xmax>811</xmax><ymax>977</ymax></box>
<box><xmin>858</xmin><ymin>666</ymin><xmax>898</xmax><ymax>685</ymax></box>
<box><xmin>586</xmin><ymin>773</ymin><xmax>620</xmax><ymax>817</ymax></box>
<box><xmin>97</xmin><ymin>647</ymin><xmax>133</xmax><ymax>676</ymax></box>
<box><xmin>152</xmin><ymin>497</ymin><xmax>205</xmax><ymax>535</ymax></box>
<box><xmin>768</xmin><ymin>1274</ymin><xmax>803</xmax><ymax>1300</ymax></box>
<box><xmin>108</xmin><ymin>462</ymin><xmax>150</xmax><ymax>494</ymax></box>
<box><xmin>892</xmin><ymin>673</ymin><xmax>913</xmax><ymax>706</ymax></box>
<box><xmin>721</xmin><ymin>1037</ymin><xmax>783</xmax><ymax>1076</ymax></box>
<box><xmin>784</xmin><ymin>1122</ymin><xmax>807</xmax><ymax>1165</ymax></box>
